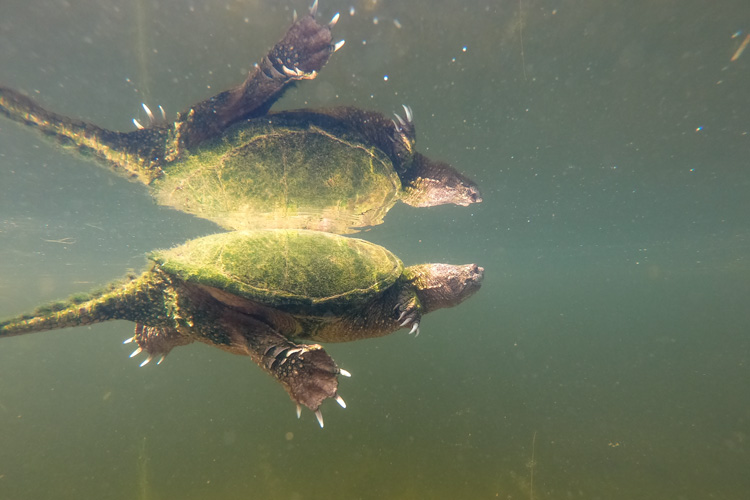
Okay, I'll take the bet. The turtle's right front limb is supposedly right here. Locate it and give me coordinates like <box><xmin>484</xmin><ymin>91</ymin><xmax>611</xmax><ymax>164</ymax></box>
<box><xmin>222</xmin><ymin>313</ymin><xmax>348</xmax><ymax>427</ymax></box>
<box><xmin>174</xmin><ymin>4</ymin><xmax>344</xmax><ymax>150</ymax></box>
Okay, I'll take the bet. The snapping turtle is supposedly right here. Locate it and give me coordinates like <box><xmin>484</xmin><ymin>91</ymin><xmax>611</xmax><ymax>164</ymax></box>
<box><xmin>0</xmin><ymin>229</ymin><xmax>483</xmax><ymax>426</ymax></box>
<box><xmin>0</xmin><ymin>3</ymin><xmax>480</xmax><ymax>233</ymax></box>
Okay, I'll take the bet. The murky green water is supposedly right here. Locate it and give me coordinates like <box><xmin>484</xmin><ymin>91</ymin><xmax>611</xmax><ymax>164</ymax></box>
<box><xmin>1</xmin><ymin>0</ymin><xmax>749</xmax><ymax>498</ymax></box>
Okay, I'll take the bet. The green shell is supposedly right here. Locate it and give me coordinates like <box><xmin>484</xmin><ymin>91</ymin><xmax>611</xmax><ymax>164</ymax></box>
<box><xmin>153</xmin><ymin>116</ymin><xmax>402</xmax><ymax>233</ymax></box>
<box><xmin>150</xmin><ymin>230</ymin><xmax>404</xmax><ymax>310</ymax></box>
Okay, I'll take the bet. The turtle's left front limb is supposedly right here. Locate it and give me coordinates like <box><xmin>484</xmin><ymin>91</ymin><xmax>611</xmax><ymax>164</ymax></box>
<box><xmin>223</xmin><ymin>312</ymin><xmax>348</xmax><ymax>427</ymax></box>
<box><xmin>394</xmin><ymin>288</ymin><xmax>423</xmax><ymax>337</ymax></box>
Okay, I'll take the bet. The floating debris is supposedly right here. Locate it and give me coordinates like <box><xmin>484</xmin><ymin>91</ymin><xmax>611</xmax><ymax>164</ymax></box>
<box><xmin>730</xmin><ymin>33</ymin><xmax>750</xmax><ymax>62</ymax></box>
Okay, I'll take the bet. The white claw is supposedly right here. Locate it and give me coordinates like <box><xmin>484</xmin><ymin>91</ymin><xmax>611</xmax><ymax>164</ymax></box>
<box><xmin>157</xmin><ymin>355</ymin><xmax>165</xmax><ymax>365</ymax></box>
<box><xmin>310</xmin><ymin>0</ymin><xmax>318</xmax><ymax>17</ymax></box>
<box><xmin>129</xmin><ymin>347</ymin><xmax>142</xmax><ymax>358</ymax></box>
<box><xmin>285</xmin><ymin>347</ymin><xmax>304</xmax><ymax>357</ymax></box>
<box><xmin>158</xmin><ymin>105</ymin><xmax>166</xmax><ymax>120</ymax></box>
<box><xmin>339</xmin><ymin>368</ymin><xmax>352</xmax><ymax>377</ymax></box>
<box><xmin>296</xmin><ymin>404</ymin><xmax>302</xmax><ymax>419</ymax></box>
<box><xmin>133</xmin><ymin>118</ymin><xmax>144</xmax><ymax>130</ymax></box>
<box><xmin>139</xmin><ymin>355</ymin><xmax>153</xmax><ymax>367</ymax></box>
<box><xmin>293</xmin><ymin>9</ymin><xmax>298</xmax><ymax>23</ymax></box>
<box><xmin>315</xmin><ymin>409</ymin><xmax>324</xmax><ymax>428</ymax></box>
<box><xmin>329</xmin><ymin>12</ymin><xmax>340</xmax><ymax>27</ymax></box>
<box><xmin>409</xmin><ymin>322</ymin><xmax>420</xmax><ymax>336</ymax></box>
<box><xmin>400</xmin><ymin>317</ymin><xmax>413</xmax><ymax>327</ymax></box>
<box><xmin>335</xmin><ymin>394</ymin><xmax>347</xmax><ymax>409</ymax></box>
<box><xmin>123</xmin><ymin>336</ymin><xmax>134</xmax><ymax>344</ymax></box>
<box><xmin>333</xmin><ymin>39</ymin><xmax>346</xmax><ymax>52</ymax></box>
<box><xmin>141</xmin><ymin>103</ymin><xmax>154</xmax><ymax>122</ymax></box>
<box><xmin>402</xmin><ymin>104</ymin><xmax>413</xmax><ymax>122</ymax></box>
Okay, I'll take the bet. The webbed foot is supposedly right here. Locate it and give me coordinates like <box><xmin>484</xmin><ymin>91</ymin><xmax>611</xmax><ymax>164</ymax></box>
<box><xmin>260</xmin><ymin>5</ymin><xmax>343</xmax><ymax>82</ymax></box>
<box><xmin>391</xmin><ymin>104</ymin><xmax>416</xmax><ymax>153</ymax></box>
<box><xmin>124</xmin><ymin>323</ymin><xmax>193</xmax><ymax>366</ymax></box>
<box><xmin>262</xmin><ymin>343</ymin><xmax>349</xmax><ymax>426</ymax></box>
<box><xmin>394</xmin><ymin>292</ymin><xmax>422</xmax><ymax>336</ymax></box>
<box><xmin>174</xmin><ymin>3</ymin><xmax>344</xmax><ymax>149</ymax></box>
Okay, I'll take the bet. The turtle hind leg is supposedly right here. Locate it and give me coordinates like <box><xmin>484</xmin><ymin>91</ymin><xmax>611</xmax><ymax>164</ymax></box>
<box><xmin>174</xmin><ymin>9</ymin><xmax>342</xmax><ymax>149</ymax></box>
<box><xmin>124</xmin><ymin>323</ymin><xmax>194</xmax><ymax>367</ymax></box>
<box><xmin>225</xmin><ymin>314</ymin><xmax>347</xmax><ymax>426</ymax></box>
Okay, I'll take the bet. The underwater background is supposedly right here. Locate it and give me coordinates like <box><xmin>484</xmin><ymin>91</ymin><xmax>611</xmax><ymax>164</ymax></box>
<box><xmin>1</xmin><ymin>0</ymin><xmax>748</xmax><ymax>498</ymax></box>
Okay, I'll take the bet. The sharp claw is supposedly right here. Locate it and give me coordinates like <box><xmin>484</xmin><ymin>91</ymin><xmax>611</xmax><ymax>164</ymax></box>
<box><xmin>333</xmin><ymin>40</ymin><xmax>346</xmax><ymax>52</ymax></box>
<box><xmin>310</xmin><ymin>0</ymin><xmax>318</xmax><ymax>17</ymax></box>
<box><xmin>329</xmin><ymin>12</ymin><xmax>340</xmax><ymax>27</ymax></box>
<box><xmin>123</xmin><ymin>336</ymin><xmax>134</xmax><ymax>344</ymax></box>
<box><xmin>133</xmin><ymin>118</ymin><xmax>144</xmax><ymax>130</ymax></box>
<box><xmin>394</xmin><ymin>112</ymin><xmax>407</xmax><ymax>127</ymax></box>
<box><xmin>269</xmin><ymin>65</ymin><xmax>285</xmax><ymax>79</ymax></box>
<box><xmin>139</xmin><ymin>355</ymin><xmax>153</xmax><ymax>367</ymax></box>
<box><xmin>157</xmin><ymin>355</ymin><xmax>165</xmax><ymax>365</ymax></box>
<box><xmin>339</xmin><ymin>368</ymin><xmax>352</xmax><ymax>377</ymax></box>
<box><xmin>396</xmin><ymin>310</ymin><xmax>407</xmax><ymax>322</ymax></box>
<box><xmin>409</xmin><ymin>322</ymin><xmax>420</xmax><ymax>336</ymax></box>
<box><xmin>285</xmin><ymin>347</ymin><xmax>303</xmax><ymax>357</ymax></box>
<box><xmin>293</xmin><ymin>9</ymin><xmax>298</xmax><ymax>23</ymax></box>
<box><xmin>129</xmin><ymin>347</ymin><xmax>142</xmax><ymax>358</ymax></box>
<box><xmin>400</xmin><ymin>317</ymin><xmax>413</xmax><ymax>327</ymax></box>
<box><xmin>266</xmin><ymin>346</ymin><xmax>285</xmax><ymax>358</ymax></box>
<box><xmin>315</xmin><ymin>409</ymin><xmax>324</xmax><ymax>428</ymax></box>
<box><xmin>334</xmin><ymin>394</ymin><xmax>347</xmax><ymax>409</ymax></box>
<box><xmin>141</xmin><ymin>103</ymin><xmax>154</xmax><ymax>122</ymax></box>
<box><xmin>276</xmin><ymin>356</ymin><xmax>290</xmax><ymax>367</ymax></box>
<box><xmin>402</xmin><ymin>104</ymin><xmax>413</xmax><ymax>122</ymax></box>
<box><xmin>296</xmin><ymin>404</ymin><xmax>302</xmax><ymax>419</ymax></box>
<box><xmin>282</xmin><ymin>65</ymin><xmax>297</xmax><ymax>77</ymax></box>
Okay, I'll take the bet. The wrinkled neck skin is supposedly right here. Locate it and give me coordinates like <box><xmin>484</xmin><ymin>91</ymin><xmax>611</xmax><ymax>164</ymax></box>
<box><xmin>404</xmin><ymin>263</ymin><xmax>484</xmax><ymax>314</ymax></box>
<box><xmin>400</xmin><ymin>153</ymin><xmax>482</xmax><ymax>207</ymax></box>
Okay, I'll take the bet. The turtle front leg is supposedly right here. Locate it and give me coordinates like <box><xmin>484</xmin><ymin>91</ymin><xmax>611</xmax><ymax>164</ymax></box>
<box><xmin>174</xmin><ymin>4</ymin><xmax>344</xmax><ymax>150</ymax></box>
<box><xmin>394</xmin><ymin>289</ymin><xmax>423</xmax><ymax>336</ymax></box>
<box><xmin>226</xmin><ymin>314</ymin><xmax>348</xmax><ymax>427</ymax></box>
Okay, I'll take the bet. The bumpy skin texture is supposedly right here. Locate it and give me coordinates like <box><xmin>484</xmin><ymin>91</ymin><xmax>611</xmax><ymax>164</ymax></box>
<box><xmin>0</xmin><ymin>230</ymin><xmax>483</xmax><ymax>414</ymax></box>
<box><xmin>0</xmin><ymin>12</ymin><xmax>334</xmax><ymax>182</ymax></box>
<box><xmin>0</xmin><ymin>9</ymin><xmax>480</xmax><ymax>233</ymax></box>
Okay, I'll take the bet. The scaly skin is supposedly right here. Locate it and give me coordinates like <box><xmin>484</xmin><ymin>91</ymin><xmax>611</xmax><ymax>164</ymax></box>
<box><xmin>0</xmin><ymin>7</ymin><xmax>480</xmax><ymax>234</ymax></box>
<box><xmin>0</xmin><ymin>265</ymin><xmax>344</xmax><ymax>417</ymax></box>
<box><xmin>0</xmin><ymin>11</ymin><xmax>336</xmax><ymax>184</ymax></box>
<box><xmin>0</xmin><ymin>232</ymin><xmax>484</xmax><ymax>424</ymax></box>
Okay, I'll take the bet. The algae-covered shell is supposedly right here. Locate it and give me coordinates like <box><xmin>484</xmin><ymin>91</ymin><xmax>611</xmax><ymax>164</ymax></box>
<box><xmin>150</xmin><ymin>230</ymin><xmax>403</xmax><ymax>311</ymax></box>
<box><xmin>153</xmin><ymin>116</ymin><xmax>403</xmax><ymax>233</ymax></box>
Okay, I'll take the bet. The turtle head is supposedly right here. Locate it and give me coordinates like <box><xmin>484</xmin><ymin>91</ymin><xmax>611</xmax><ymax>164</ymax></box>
<box><xmin>400</xmin><ymin>153</ymin><xmax>482</xmax><ymax>207</ymax></box>
<box><xmin>405</xmin><ymin>263</ymin><xmax>484</xmax><ymax>313</ymax></box>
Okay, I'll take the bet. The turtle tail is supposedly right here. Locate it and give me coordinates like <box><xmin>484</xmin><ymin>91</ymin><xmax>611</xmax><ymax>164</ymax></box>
<box><xmin>0</xmin><ymin>271</ymin><xmax>167</xmax><ymax>339</ymax></box>
<box><xmin>1</xmin><ymin>292</ymin><xmax>120</xmax><ymax>338</ymax></box>
<box><xmin>0</xmin><ymin>86</ymin><xmax>168</xmax><ymax>184</ymax></box>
